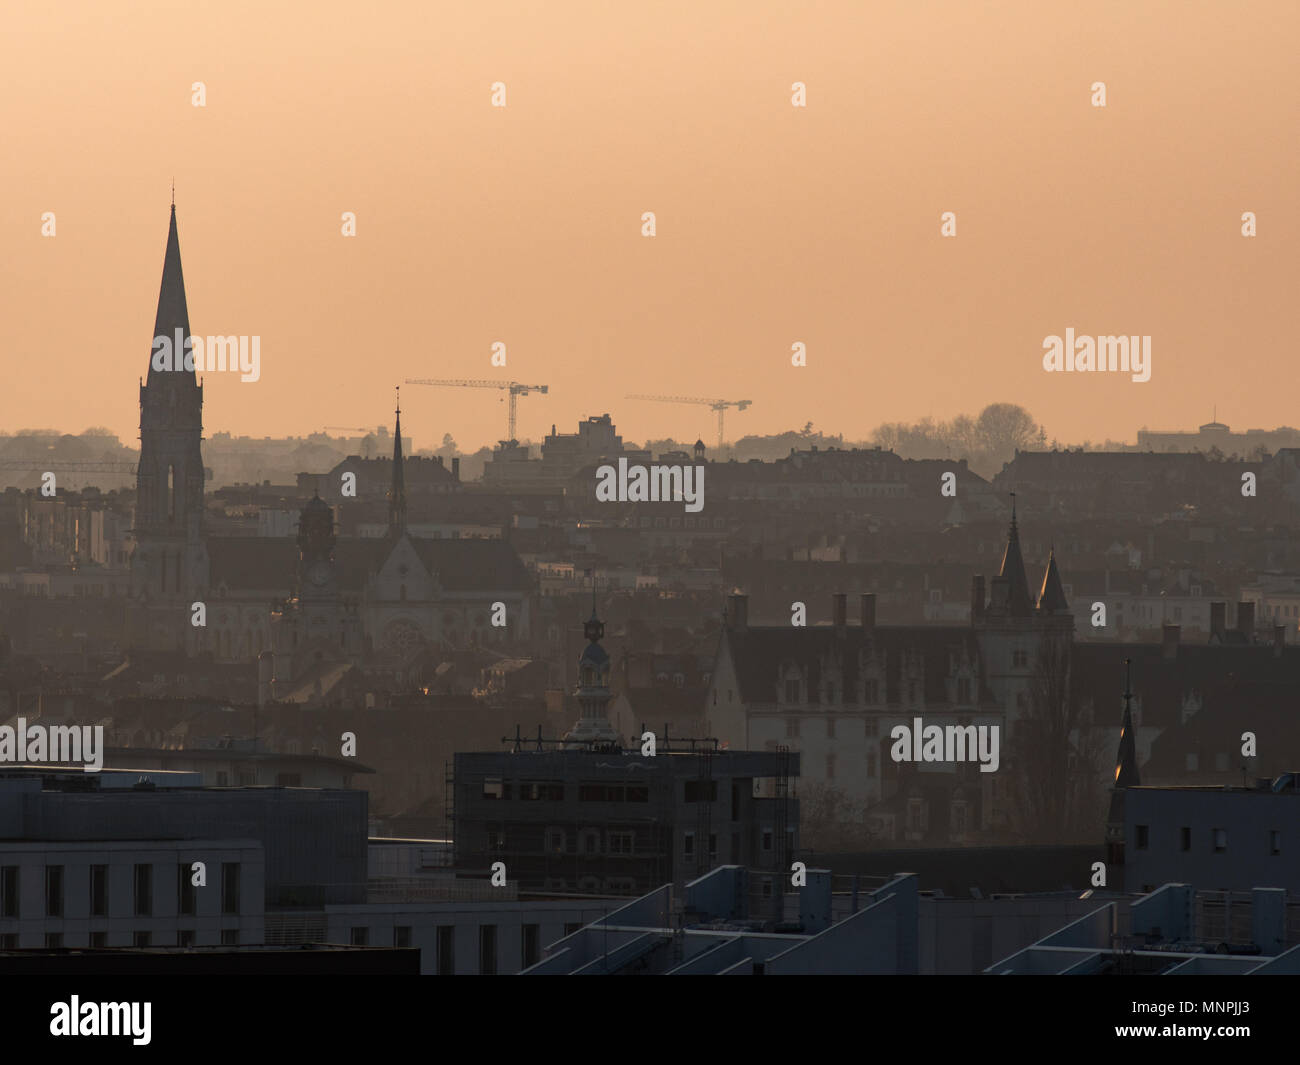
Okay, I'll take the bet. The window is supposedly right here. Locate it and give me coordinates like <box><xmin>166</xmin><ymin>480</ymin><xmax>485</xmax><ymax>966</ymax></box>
<box><xmin>132</xmin><ymin>864</ymin><xmax>152</xmax><ymax>916</ymax></box>
<box><xmin>957</xmin><ymin>677</ymin><xmax>972</xmax><ymax>703</ymax></box>
<box><xmin>684</xmin><ymin>780</ymin><xmax>718</xmax><ymax>803</ymax></box>
<box><xmin>482</xmin><ymin>777</ymin><xmax>504</xmax><ymax>800</ymax></box>
<box><xmin>1012</xmin><ymin>650</ymin><xmax>1028</xmax><ymax>668</ymax></box>
<box><xmin>350</xmin><ymin>927</ymin><xmax>369</xmax><ymax>946</ymax></box>
<box><xmin>608</xmin><ymin>831</ymin><xmax>634</xmax><ymax>855</ymax></box>
<box><xmin>826</xmin><ymin>718</ymin><xmax>836</xmax><ymax>739</ymax></box>
<box><xmin>785</xmin><ymin>718</ymin><xmax>800</xmax><ymax>739</ymax></box>
<box><xmin>864</xmin><ymin>717</ymin><xmax>878</xmax><ymax>738</ymax></box>
<box><xmin>1214</xmin><ymin>752</ymin><xmax>1229</xmax><ymax>772</ymax></box>
<box><xmin>394</xmin><ymin>926</ymin><xmax>412</xmax><ymax>948</ymax></box>
<box><xmin>864</xmin><ymin>679</ymin><xmax>879</xmax><ymax>704</ymax></box>
<box><xmin>238</xmin><ymin>772</ymin><xmax>255</xmax><ymax>786</ymax></box>
<box><xmin>90</xmin><ymin>932</ymin><xmax>107</xmax><ymax>948</ymax></box>
<box><xmin>1270</xmin><ymin>831</ymin><xmax>1282</xmax><ymax>856</ymax></box>
<box><xmin>952</xmin><ymin>802</ymin><xmax>968</xmax><ymax>834</ymax></box>
<box><xmin>1</xmin><ymin>866</ymin><xmax>16</xmax><ymax>918</ymax></box>
<box><xmin>546</xmin><ymin>829</ymin><xmax>565</xmax><ymax>853</ymax></box>
<box><xmin>216</xmin><ymin>771</ymin><xmax>229</xmax><ymax>786</ymax></box>
<box><xmin>581</xmin><ymin>829</ymin><xmax>600</xmax><ymax>855</ymax></box>
<box><xmin>46</xmin><ymin>865</ymin><xmax>64</xmax><ymax>918</ymax></box>
<box><xmin>1186</xmin><ymin>753</ymin><xmax>1199</xmax><ymax>771</ymax></box>
<box><xmin>762</xmin><ymin>829</ymin><xmax>773</xmax><ymax>852</ymax></box>
<box><xmin>177</xmin><ymin>929</ymin><xmax>195</xmax><ymax>947</ymax></box>
<box><xmin>178</xmin><ymin>862</ymin><xmax>196</xmax><ymax>916</ymax></box>
<box><xmin>564</xmin><ymin>923</ymin><xmax>581</xmax><ymax>937</ymax></box>
<box><xmin>709</xmin><ymin>834</ymin><xmax>718</xmax><ymax>862</ymax></box>
<box><xmin>221</xmin><ymin>929</ymin><xmax>239</xmax><ymax>946</ymax></box>
<box><xmin>867</xmin><ymin>750</ymin><xmax>877</xmax><ymax>778</ymax></box>
<box><xmin>784</xmin><ymin>678</ymin><xmax>800</xmax><ymax>703</ymax></box>
<box><xmin>221</xmin><ymin>863</ymin><xmax>240</xmax><ymax>915</ymax></box>
<box><xmin>683</xmin><ymin>832</ymin><xmax>695</xmax><ymax>859</ymax></box>
<box><xmin>90</xmin><ymin>864</ymin><xmax>108</xmax><ymax>917</ymax></box>
<box><xmin>479</xmin><ymin>925</ymin><xmax>497</xmax><ymax>975</ymax></box>
<box><xmin>133</xmin><ymin>931</ymin><xmax>151</xmax><ymax>948</ymax></box>
<box><xmin>437</xmin><ymin>925</ymin><xmax>455</xmax><ymax>974</ymax></box>
<box><xmin>522</xmin><ymin>924</ymin><xmax>540</xmax><ymax>969</ymax></box>
<box><xmin>1180</xmin><ymin>826</ymin><xmax>1191</xmax><ymax>852</ymax></box>
<box><xmin>1135</xmin><ymin>825</ymin><xmax>1149</xmax><ymax>850</ymax></box>
<box><xmin>1213</xmin><ymin>828</ymin><xmax>1227</xmax><ymax>853</ymax></box>
<box><xmin>275</xmin><ymin>772</ymin><xmax>302</xmax><ymax>787</ymax></box>
<box><xmin>826</xmin><ymin>754</ymin><xmax>836</xmax><ymax>780</ymax></box>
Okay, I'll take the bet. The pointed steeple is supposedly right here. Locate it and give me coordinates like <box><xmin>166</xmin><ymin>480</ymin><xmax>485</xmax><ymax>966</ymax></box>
<box><xmin>1114</xmin><ymin>658</ymin><xmax>1140</xmax><ymax>788</ymax></box>
<box><xmin>387</xmin><ymin>388</ymin><xmax>406</xmax><ymax>537</ymax></box>
<box><xmin>1037</xmin><ymin>545</ymin><xmax>1070</xmax><ymax>614</ymax></box>
<box><xmin>147</xmin><ymin>203</ymin><xmax>197</xmax><ymax>387</ymax></box>
<box><xmin>998</xmin><ymin>493</ymin><xmax>1033</xmax><ymax>616</ymax></box>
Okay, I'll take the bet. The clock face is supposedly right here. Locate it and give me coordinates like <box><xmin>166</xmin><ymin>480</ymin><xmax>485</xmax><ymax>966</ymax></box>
<box><xmin>308</xmin><ymin>563</ymin><xmax>330</xmax><ymax>587</ymax></box>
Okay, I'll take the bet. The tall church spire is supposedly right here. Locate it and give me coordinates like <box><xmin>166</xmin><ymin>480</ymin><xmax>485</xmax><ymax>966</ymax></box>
<box><xmin>148</xmin><ymin>203</ymin><xmax>197</xmax><ymax>388</ymax></box>
<box><xmin>998</xmin><ymin>492</ymin><xmax>1033</xmax><ymax>616</ymax></box>
<box><xmin>387</xmin><ymin>388</ymin><xmax>406</xmax><ymax>537</ymax></box>
<box><xmin>130</xmin><ymin>203</ymin><xmax>210</xmax><ymax>653</ymax></box>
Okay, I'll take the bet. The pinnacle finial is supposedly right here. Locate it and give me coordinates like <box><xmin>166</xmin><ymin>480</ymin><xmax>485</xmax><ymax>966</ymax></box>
<box><xmin>171</xmin><ymin>178</ymin><xmax>175</xmax><ymax>207</ymax></box>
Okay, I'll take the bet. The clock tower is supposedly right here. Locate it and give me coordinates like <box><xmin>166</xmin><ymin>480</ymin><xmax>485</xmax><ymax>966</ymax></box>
<box><xmin>269</xmin><ymin>493</ymin><xmax>362</xmax><ymax>689</ymax></box>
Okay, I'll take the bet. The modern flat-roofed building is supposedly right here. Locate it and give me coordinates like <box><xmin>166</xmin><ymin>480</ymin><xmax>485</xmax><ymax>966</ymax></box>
<box><xmin>452</xmin><ymin>746</ymin><xmax>798</xmax><ymax>896</ymax></box>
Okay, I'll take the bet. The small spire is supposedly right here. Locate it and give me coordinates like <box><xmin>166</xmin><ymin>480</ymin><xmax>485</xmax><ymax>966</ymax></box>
<box><xmin>387</xmin><ymin>388</ymin><xmax>407</xmax><ymax>536</ymax></box>
<box><xmin>171</xmin><ymin>178</ymin><xmax>175</xmax><ymax>207</ymax></box>
<box><xmin>1115</xmin><ymin>658</ymin><xmax>1140</xmax><ymax>788</ymax></box>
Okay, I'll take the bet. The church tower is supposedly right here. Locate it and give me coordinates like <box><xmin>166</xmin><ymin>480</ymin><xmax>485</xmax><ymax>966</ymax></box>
<box><xmin>129</xmin><ymin>203</ymin><xmax>210</xmax><ymax>653</ymax></box>
<box><xmin>564</xmin><ymin>602</ymin><xmax>621</xmax><ymax>747</ymax></box>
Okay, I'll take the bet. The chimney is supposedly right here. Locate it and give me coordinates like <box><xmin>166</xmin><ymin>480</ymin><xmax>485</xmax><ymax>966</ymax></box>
<box><xmin>832</xmin><ymin>593</ymin><xmax>847</xmax><ymax>629</ymax></box>
<box><xmin>1210</xmin><ymin>601</ymin><xmax>1226</xmax><ymax>641</ymax></box>
<box><xmin>257</xmin><ymin>651</ymin><xmax>274</xmax><ymax>708</ymax></box>
<box><xmin>451</xmin><ymin>456</ymin><xmax>460</xmax><ymax>481</ymax></box>
<box><xmin>1274</xmin><ymin>624</ymin><xmax>1286</xmax><ymax>657</ymax></box>
<box><xmin>727</xmin><ymin>593</ymin><xmax>748</xmax><ymax>631</ymax></box>
<box><xmin>1161</xmin><ymin>624</ymin><xmax>1180</xmax><ymax>659</ymax></box>
<box><xmin>860</xmin><ymin>593</ymin><xmax>877</xmax><ymax>631</ymax></box>
<box><xmin>970</xmin><ymin>575</ymin><xmax>985</xmax><ymax>622</ymax></box>
<box><xmin>1237</xmin><ymin>601</ymin><xmax>1256</xmax><ymax>641</ymax></box>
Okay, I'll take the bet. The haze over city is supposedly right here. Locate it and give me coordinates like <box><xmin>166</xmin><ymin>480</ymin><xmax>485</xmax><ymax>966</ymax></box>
<box><xmin>3</xmin><ymin>0</ymin><xmax>1296</xmax><ymax>452</ymax></box>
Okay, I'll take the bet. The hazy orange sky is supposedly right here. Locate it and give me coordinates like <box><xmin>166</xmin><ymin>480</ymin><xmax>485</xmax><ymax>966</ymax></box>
<box><xmin>2</xmin><ymin>0</ymin><xmax>1296</xmax><ymax>453</ymax></box>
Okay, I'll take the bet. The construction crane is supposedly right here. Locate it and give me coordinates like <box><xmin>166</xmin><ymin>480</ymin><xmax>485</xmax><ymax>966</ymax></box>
<box><xmin>404</xmin><ymin>379</ymin><xmax>549</xmax><ymax>444</ymax></box>
<box><xmin>625</xmin><ymin>395</ymin><xmax>753</xmax><ymax>450</ymax></box>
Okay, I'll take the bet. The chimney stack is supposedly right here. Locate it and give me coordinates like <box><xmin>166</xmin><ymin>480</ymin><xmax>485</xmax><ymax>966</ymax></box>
<box><xmin>1210</xmin><ymin>601</ymin><xmax>1226</xmax><ymax>641</ymax></box>
<box><xmin>860</xmin><ymin>593</ymin><xmax>877</xmax><ymax>631</ymax></box>
<box><xmin>832</xmin><ymin>593</ymin><xmax>847</xmax><ymax>629</ymax></box>
<box><xmin>1161</xmin><ymin>624</ymin><xmax>1180</xmax><ymax>660</ymax></box>
<box><xmin>970</xmin><ymin>575</ymin><xmax>985</xmax><ymax>622</ymax></box>
<box><xmin>257</xmin><ymin>651</ymin><xmax>274</xmax><ymax>708</ymax></box>
<box><xmin>727</xmin><ymin>593</ymin><xmax>749</xmax><ymax>631</ymax></box>
<box><xmin>1237</xmin><ymin>601</ymin><xmax>1256</xmax><ymax>642</ymax></box>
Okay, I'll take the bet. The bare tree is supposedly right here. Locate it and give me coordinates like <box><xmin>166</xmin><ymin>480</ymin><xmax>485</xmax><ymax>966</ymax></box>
<box><xmin>798</xmin><ymin>781</ymin><xmax>865</xmax><ymax>853</ymax></box>
<box><xmin>1004</xmin><ymin>634</ymin><xmax>1106</xmax><ymax>843</ymax></box>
